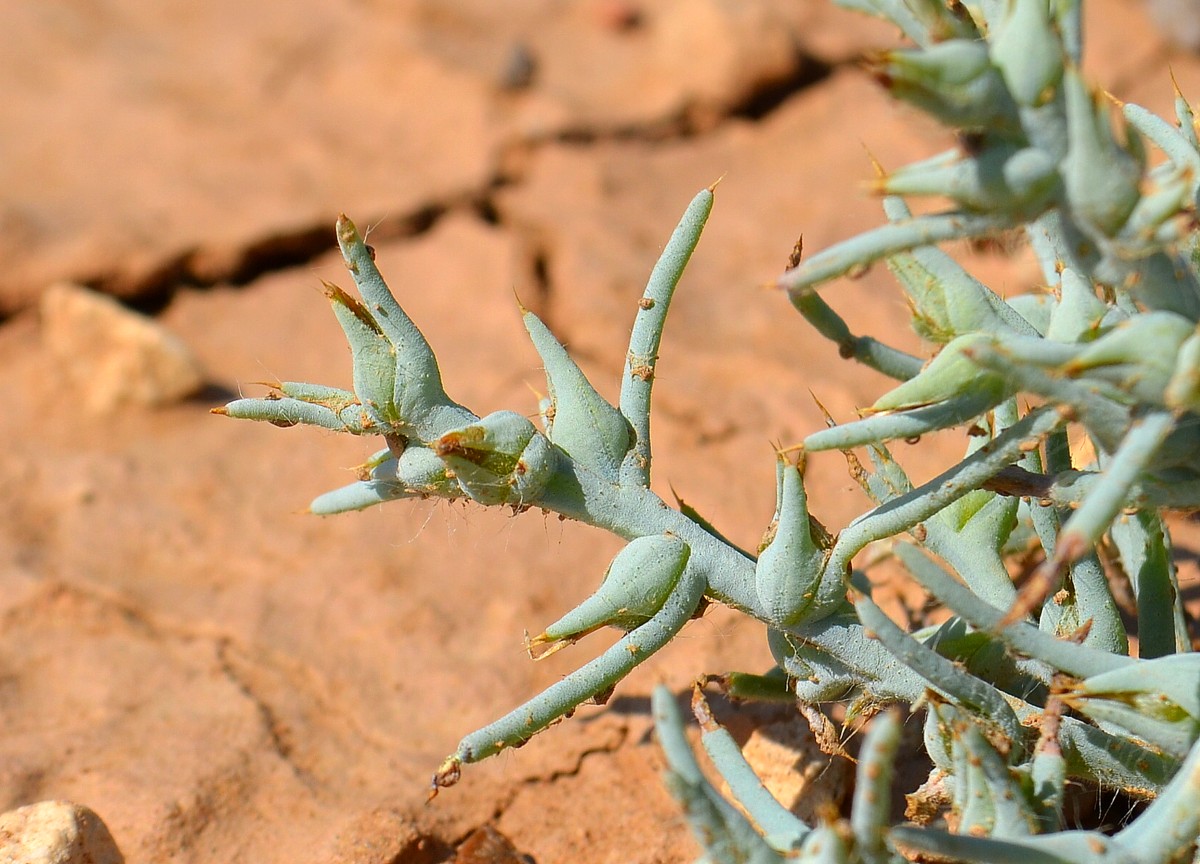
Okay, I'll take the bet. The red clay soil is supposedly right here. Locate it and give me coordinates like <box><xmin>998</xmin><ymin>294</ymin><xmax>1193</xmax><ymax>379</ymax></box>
<box><xmin>2</xmin><ymin>2</ymin><xmax>1199</xmax><ymax>862</ymax></box>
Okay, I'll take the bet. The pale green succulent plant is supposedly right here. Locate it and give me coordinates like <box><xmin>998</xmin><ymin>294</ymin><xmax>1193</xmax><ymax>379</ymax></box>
<box><xmin>219</xmin><ymin>0</ymin><xmax>1200</xmax><ymax>861</ymax></box>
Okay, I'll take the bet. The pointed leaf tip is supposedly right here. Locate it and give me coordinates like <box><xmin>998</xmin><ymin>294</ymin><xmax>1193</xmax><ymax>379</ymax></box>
<box><xmin>324</xmin><ymin>279</ymin><xmax>383</xmax><ymax>335</ymax></box>
<box><xmin>863</xmin><ymin>144</ymin><xmax>886</xmax><ymax>177</ymax></box>
<box><xmin>538</xmin><ymin>533</ymin><xmax>691</xmax><ymax>642</ymax></box>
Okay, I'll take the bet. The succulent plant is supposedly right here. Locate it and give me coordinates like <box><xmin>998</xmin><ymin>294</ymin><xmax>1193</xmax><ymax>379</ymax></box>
<box><xmin>218</xmin><ymin>0</ymin><xmax>1200</xmax><ymax>860</ymax></box>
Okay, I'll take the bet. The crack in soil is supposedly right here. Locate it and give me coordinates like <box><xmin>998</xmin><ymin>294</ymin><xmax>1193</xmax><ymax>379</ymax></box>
<box><xmin>122</xmin><ymin>200</ymin><xmax>456</xmax><ymax>315</ymax></box>
<box><xmin>65</xmin><ymin>49</ymin><xmax>845</xmax><ymax>321</ymax></box>
<box><xmin>2</xmin><ymin>578</ymin><xmax>397</xmax><ymax>778</ymax></box>
<box><xmin>214</xmin><ymin>638</ymin><xmax>312</xmax><ymax>786</ymax></box>
<box><xmin>481</xmin><ymin>720</ymin><xmax>631</xmax><ymax>827</ymax></box>
<box><xmin>730</xmin><ymin>53</ymin><xmax>836</xmax><ymax>122</ymax></box>
<box><xmin>524</xmin><ymin>50</ymin><xmax>836</xmax><ymax>145</ymax></box>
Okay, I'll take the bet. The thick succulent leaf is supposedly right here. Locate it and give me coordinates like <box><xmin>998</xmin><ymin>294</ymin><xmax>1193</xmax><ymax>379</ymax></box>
<box><xmin>219</xmin><ymin>391</ymin><xmax>373</xmax><ymax>434</ymax></box>
<box><xmin>850</xmin><ymin>711</ymin><xmax>901</xmax><ymax>864</ymax></box>
<box><xmin>334</xmin><ymin>216</ymin><xmax>472</xmax><ymax>440</ymax></box>
<box><xmin>435</xmin><ymin>568</ymin><xmax>707</xmax><ymax>786</ymax></box>
<box><xmin>531</xmin><ymin>533</ymin><xmax>690</xmax><ymax>649</ymax></box>
<box><xmin>1045</xmin><ymin>267</ymin><xmax>1107</xmax><ymax>342</ymax></box>
<box><xmin>620</xmin><ymin>187</ymin><xmax>713</xmax><ymax>487</ymax></box>
<box><xmin>434</xmin><ymin>410</ymin><xmax>557</xmax><ymax>506</ymax></box>
<box><xmin>1109</xmin><ymin>509</ymin><xmax>1189</xmax><ymax>658</ymax></box>
<box><xmin>883</xmin><ymin>197</ymin><xmax>1038</xmax><ymax>342</ymax></box>
<box><xmin>755</xmin><ymin>455</ymin><xmax>828</xmax><ymax>626</ymax></box>
<box><xmin>991</xmin><ymin>0</ymin><xmax>1064</xmax><ymax>107</ymax></box>
<box><xmin>652</xmin><ymin>687</ymin><xmax>786</xmax><ymax>864</ymax></box>
<box><xmin>1065</xmin><ymin>654</ymin><xmax>1200</xmax><ymax>759</ymax></box>
<box><xmin>875</xmin><ymin>40</ymin><xmax>1021</xmax><ymax>133</ymax></box>
<box><xmin>523</xmin><ymin>308</ymin><xmax>631</xmax><ymax>479</ymax></box>
<box><xmin>692</xmin><ymin>688</ymin><xmax>810</xmax><ymax>853</ymax></box>
<box><xmin>1061</xmin><ymin>69</ymin><xmax>1143</xmax><ymax>237</ymax></box>
<box><xmin>879</xmin><ymin>144</ymin><xmax>1058</xmax><ymax>215</ymax></box>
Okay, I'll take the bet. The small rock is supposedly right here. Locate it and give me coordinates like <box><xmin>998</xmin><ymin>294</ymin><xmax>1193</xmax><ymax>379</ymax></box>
<box><xmin>40</xmin><ymin>283</ymin><xmax>204</xmax><ymax>412</ymax></box>
<box><xmin>318</xmin><ymin>808</ymin><xmax>443</xmax><ymax>864</ymax></box>
<box><xmin>0</xmin><ymin>800</ymin><xmax>124</xmax><ymax>864</ymax></box>
<box><xmin>591</xmin><ymin>0</ymin><xmax>644</xmax><ymax>32</ymax></box>
<box><xmin>453</xmin><ymin>825</ymin><xmax>529</xmax><ymax>864</ymax></box>
<box><xmin>499</xmin><ymin>43</ymin><xmax>538</xmax><ymax>91</ymax></box>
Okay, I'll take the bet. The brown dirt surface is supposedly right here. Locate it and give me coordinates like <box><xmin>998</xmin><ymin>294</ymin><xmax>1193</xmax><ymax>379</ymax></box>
<box><xmin>2</xmin><ymin>1</ymin><xmax>1200</xmax><ymax>862</ymax></box>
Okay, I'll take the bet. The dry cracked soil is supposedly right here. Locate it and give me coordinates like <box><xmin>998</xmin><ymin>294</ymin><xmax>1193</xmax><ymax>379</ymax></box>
<box><xmin>2</xmin><ymin>2</ymin><xmax>1200</xmax><ymax>863</ymax></box>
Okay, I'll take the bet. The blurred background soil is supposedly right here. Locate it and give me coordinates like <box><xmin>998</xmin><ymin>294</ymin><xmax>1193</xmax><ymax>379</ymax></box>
<box><xmin>2</xmin><ymin>2</ymin><xmax>1199</xmax><ymax>862</ymax></box>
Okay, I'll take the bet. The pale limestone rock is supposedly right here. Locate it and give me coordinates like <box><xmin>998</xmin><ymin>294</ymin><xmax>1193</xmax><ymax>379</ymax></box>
<box><xmin>0</xmin><ymin>801</ymin><xmax>123</xmax><ymax>864</ymax></box>
<box><xmin>40</xmin><ymin>283</ymin><xmax>204</xmax><ymax>412</ymax></box>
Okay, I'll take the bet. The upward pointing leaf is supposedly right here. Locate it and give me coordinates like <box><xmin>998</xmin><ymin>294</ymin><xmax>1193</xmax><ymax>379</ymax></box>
<box><xmin>620</xmin><ymin>186</ymin><xmax>715</xmax><ymax>486</ymax></box>
<box><xmin>755</xmin><ymin>454</ymin><xmax>830</xmax><ymax>627</ymax></box>
<box><xmin>523</xmin><ymin>308</ymin><xmax>632</xmax><ymax>479</ymax></box>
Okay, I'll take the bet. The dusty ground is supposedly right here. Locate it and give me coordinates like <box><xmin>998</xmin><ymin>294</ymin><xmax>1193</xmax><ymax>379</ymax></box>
<box><xmin>2</xmin><ymin>2</ymin><xmax>1199</xmax><ymax>862</ymax></box>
